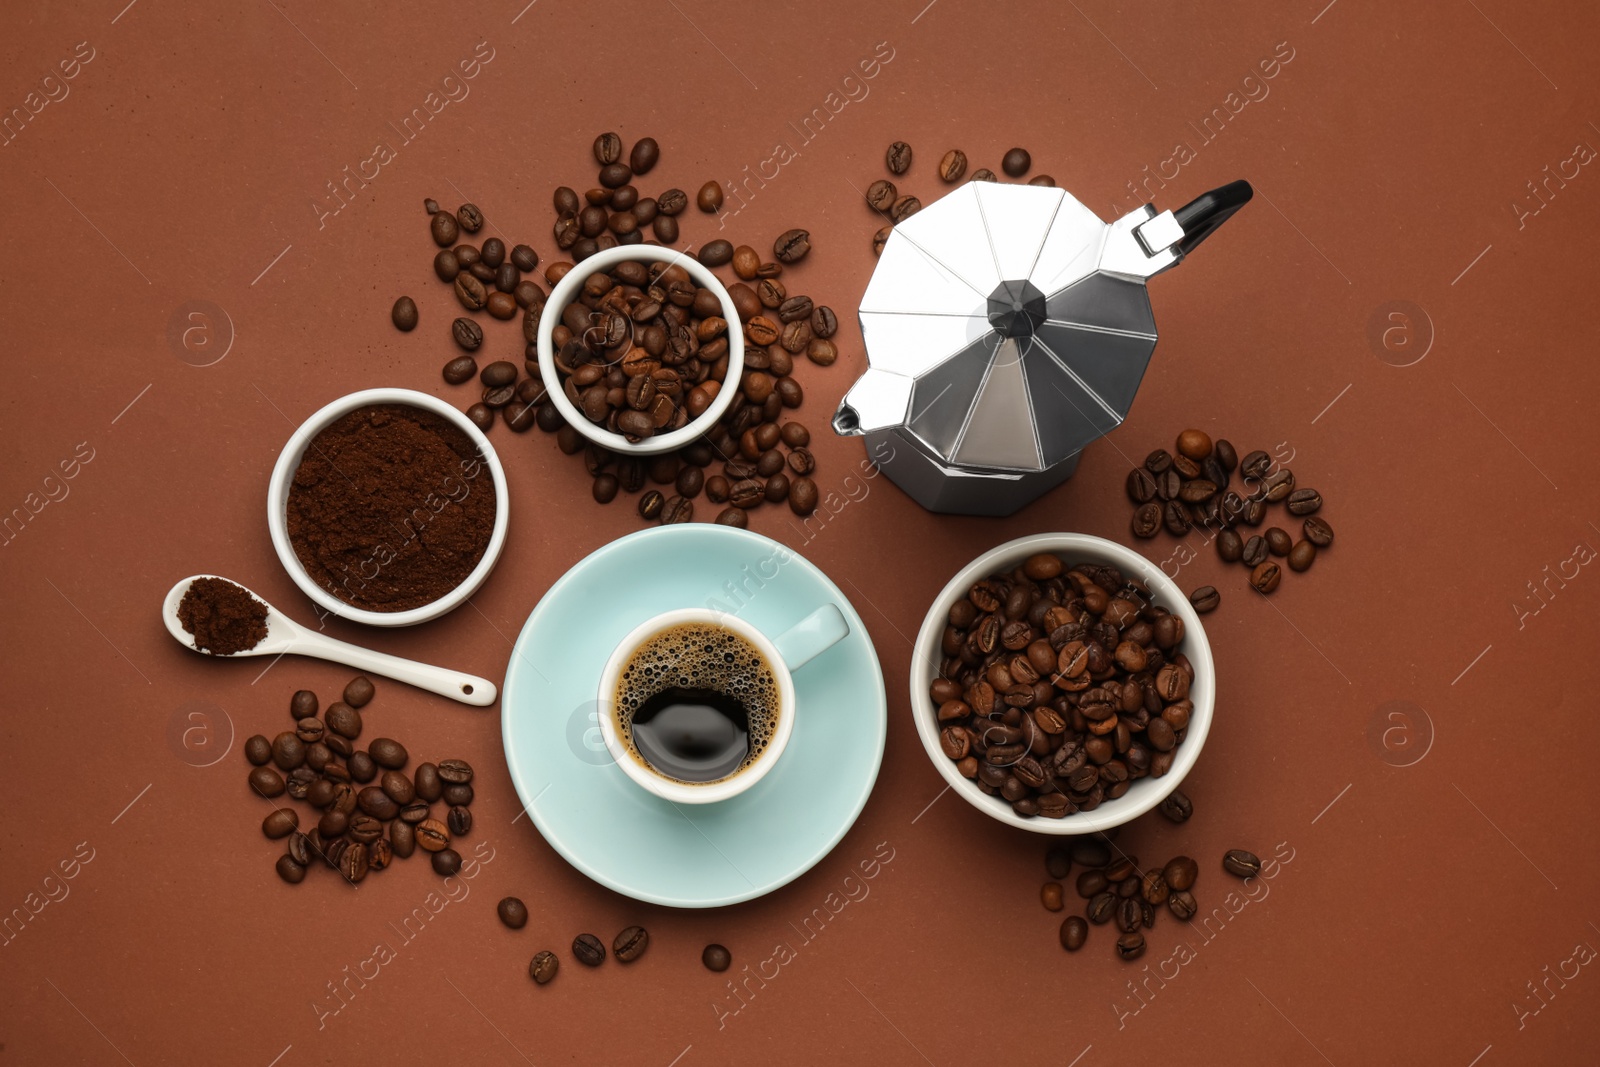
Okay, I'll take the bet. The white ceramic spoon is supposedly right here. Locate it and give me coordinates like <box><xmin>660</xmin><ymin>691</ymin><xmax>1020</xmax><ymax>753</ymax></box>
<box><xmin>162</xmin><ymin>575</ymin><xmax>497</xmax><ymax>706</ymax></box>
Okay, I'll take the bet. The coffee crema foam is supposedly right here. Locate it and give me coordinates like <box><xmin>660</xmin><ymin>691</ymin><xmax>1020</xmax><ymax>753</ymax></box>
<box><xmin>614</xmin><ymin>623</ymin><xmax>779</xmax><ymax>784</ymax></box>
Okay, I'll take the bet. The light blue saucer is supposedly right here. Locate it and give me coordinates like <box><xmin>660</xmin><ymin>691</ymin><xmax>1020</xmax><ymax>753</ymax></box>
<box><xmin>500</xmin><ymin>525</ymin><xmax>886</xmax><ymax>908</ymax></box>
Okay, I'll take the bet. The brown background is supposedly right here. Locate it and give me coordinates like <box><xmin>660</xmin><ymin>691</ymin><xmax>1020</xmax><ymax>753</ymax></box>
<box><xmin>3</xmin><ymin>0</ymin><xmax>1598</xmax><ymax>1063</ymax></box>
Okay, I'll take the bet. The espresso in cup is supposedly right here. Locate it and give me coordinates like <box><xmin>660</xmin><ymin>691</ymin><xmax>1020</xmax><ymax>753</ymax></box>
<box><xmin>613</xmin><ymin>623</ymin><xmax>780</xmax><ymax>785</ymax></box>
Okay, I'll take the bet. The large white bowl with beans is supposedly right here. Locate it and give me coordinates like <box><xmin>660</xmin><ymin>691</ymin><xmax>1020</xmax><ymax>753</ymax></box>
<box><xmin>910</xmin><ymin>533</ymin><xmax>1214</xmax><ymax>835</ymax></box>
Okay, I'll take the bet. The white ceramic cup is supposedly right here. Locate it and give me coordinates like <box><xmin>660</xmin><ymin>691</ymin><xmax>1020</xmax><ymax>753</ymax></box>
<box><xmin>598</xmin><ymin>605</ymin><xmax>849</xmax><ymax>804</ymax></box>
<box><xmin>536</xmin><ymin>245</ymin><xmax>746</xmax><ymax>456</ymax></box>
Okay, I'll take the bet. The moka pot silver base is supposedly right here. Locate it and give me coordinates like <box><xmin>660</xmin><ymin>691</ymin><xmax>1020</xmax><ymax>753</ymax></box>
<box><xmin>863</xmin><ymin>428</ymin><xmax>1081</xmax><ymax>517</ymax></box>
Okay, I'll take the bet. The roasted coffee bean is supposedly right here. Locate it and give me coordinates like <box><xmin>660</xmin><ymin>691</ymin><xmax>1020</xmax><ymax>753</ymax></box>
<box><xmin>626</xmin><ymin>136</ymin><xmax>658</xmax><ymax>174</ymax></box>
<box><xmin>1116</xmin><ymin>932</ymin><xmax>1146</xmax><ymax>960</ymax></box>
<box><xmin>613</xmin><ymin>925</ymin><xmax>649</xmax><ymax>963</ymax></box>
<box><xmin>789</xmin><ymin>477</ymin><xmax>818</xmax><ymax>515</ymax></box>
<box><xmin>348</xmin><ymin>814</ymin><xmax>382</xmax><ymax>844</ymax></box>
<box><xmin>773</xmin><ymin>228</ymin><xmax>810</xmax><ymax>264</ymax></box>
<box><xmin>416</xmin><ymin>819</ymin><xmax>450</xmax><ymax>852</ymax></box>
<box><xmin>1213</xmin><ymin>438</ymin><xmax>1238</xmax><ymax>472</ymax></box>
<box><xmin>1145</xmin><ymin>448</ymin><xmax>1173</xmax><ymax>475</ymax></box>
<box><xmin>285</xmin><ymin>767</ymin><xmax>317</xmax><ymax>800</ymax></box>
<box><xmin>1087</xmin><ymin>892</ymin><xmax>1119</xmax><ymax>924</ymax></box>
<box><xmin>437</xmin><ymin>758</ymin><xmax>473</xmax><ymax>784</ymax></box>
<box><xmin>592</xmin><ymin>474</ymin><xmax>619</xmax><ymax>504</ymax></box>
<box><xmin>1262</xmin><ymin>467</ymin><xmax>1295</xmax><ymax>502</ymax></box>
<box><xmin>1173</xmin><ymin>453</ymin><xmax>1201</xmax><ymax>479</ymax></box>
<box><xmin>938</xmin><ymin>149</ymin><xmax>968</xmax><ymax>182</ymax></box>
<box><xmin>431</xmin><ymin>210</ymin><xmax>459</xmax><ymax>247</ymax></box>
<box><xmin>1287</xmin><ymin>488</ymin><xmax>1322</xmax><ymax>515</ymax></box>
<box><xmin>1127</xmin><ymin>467</ymin><xmax>1157</xmax><ymax>503</ymax></box>
<box><xmin>480</xmin><ymin>237</ymin><xmax>506</xmax><ymax>269</ymax></box>
<box><xmin>529</xmin><ymin>950</ymin><xmax>559</xmax><ymax>985</ymax></box>
<box><xmin>1077</xmin><ymin>869</ymin><xmax>1109</xmax><ymax>898</ymax></box>
<box><xmin>1250</xmin><ymin>561</ymin><xmax>1281</xmax><ymax>594</ymax></box>
<box><xmin>1180</xmin><ymin>479</ymin><xmax>1217</xmax><ymax>503</ymax></box>
<box><xmin>1168</xmin><ymin>890</ymin><xmax>1198</xmax><ymax>920</ymax></box>
<box><xmin>498</xmin><ymin>896</ymin><xmax>528</xmax><ymax>929</ymax></box>
<box><xmin>271</xmin><ymin>732</ymin><xmax>305</xmax><ymax>771</ymax></box>
<box><xmin>660</xmin><ymin>495</ymin><xmax>694</xmax><ymax>524</ymax></box>
<box><xmin>1164</xmin><ymin>856</ymin><xmax>1199</xmax><ymax>892</ymax></box>
<box><xmin>1176</xmin><ymin>428</ymin><xmax>1212</xmax><ymax>460</ymax></box>
<box><xmin>1027</xmin><ymin>174</ymin><xmax>1057</xmax><ymax>186</ymax></box>
<box><xmin>1288</xmin><ymin>540</ymin><xmax>1316</xmax><ymax>572</ymax></box>
<box><xmin>433</xmin><ymin>248</ymin><xmax>460</xmax><ymax>283</ymax></box>
<box><xmin>442</xmin><ymin>783</ymin><xmax>474</xmax><ymax>806</ymax></box>
<box><xmin>1131</xmin><ymin>501</ymin><xmax>1162</xmax><ymax>538</ymax></box>
<box><xmin>702</xmin><ymin>944</ymin><xmax>732</xmax><ymax>972</ymax></box>
<box><xmin>696</xmin><ymin>181</ymin><xmax>724</xmax><ymax>213</ymax></box>
<box><xmin>573</xmin><ymin>933</ymin><xmax>606</xmax><ymax>967</ymax></box>
<box><xmin>1162</xmin><ymin>501</ymin><xmax>1191</xmax><ymax>536</ymax></box>
<box><xmin>1140</xmin><ymin>869</ymin><xmax>1170</xmax><ymax>904</ymax></box>
<box><xmin>970</xmin><ymin>168</ymin><xmax>997</xmax><ymax>182</ymax></box>
<box><xmin>873</xmin><ymin>225</ymin><xmax>893</xmax><ymax>256</ymax></box>
<box><xmin>391</xmin><ymin>296</ymin><xmax>419</xmax><ymax>332</ymax></box>
<box><xmin>1045</xmin><ymin>844</ymin><xmax>1072</xmax><ymax>880</ymax></box>
<box><xmin>248</xmin><ymin>765</ymin><xmax>285</xmax><ymax>798</ymax></box>
<box><xmin>245</xmin><ymin>734</ymin><xmax>272</xmax><ymax>766</ymax></box>
<box><xmin>886</xmin><ymin>141</ymin><xmax>913</xmax><ymax>174</ymax></box>
<box><xmin>1265</xmin><ymin>527</ymin><xmax>1292</xmax><ymax>556</ymax></box>
<box><xmin>1189</xmin><ymin>585</ymin><xmax>1220</xmax><ymax>614</ymax></box>
<box><xmin>591</xmin><ymin>131</ymin><xmax>622</xmax><ymax>165</ymax></box>
<box><xmin>1041</xmin><ymin>882</ymin><xmax>1065</xmax><ymax>911</ymax></box>
<box><xmin>367</xmin><ymin>737</ymin><xmax>407</xmax><ymax>769</ymax></box>
<box><xmin>1117</xmin><ymin>897</ymin><xmax>1142</xmax><ymax>933</ymax></box>
<box><xmin>443</xmin><ymin>355</ymin><xmax>478</xmax><ymax>385</ymax></box>
<box><xmin>408</xmin><ymin>763</ymin><xmax>439</xmax><ymax>802</ymax></box>
<box><xmin>347</xmin><ymin>751</ymin><xmax>376</xmax><ymax>784</ymax></box>
<box><xmin>456</xmin><ymin>203</ymin><xmax>484</xmax><ymax>232</ymax></box>
<box><xmin>699</xmin><ymin>239</ymin><xmax>734</xmax><ymax>267</ymax></box>
<box><xmin>358</xmin><ymin>786</ymin><xmax>399</xmax><ymax>820</ymax></box>
<box><xmin>389</xmin><ymin>820</ymin><xmax>415</xmax><ymax>858</ymax></box>
<box><xmin>276</xmin><ymin>855</ymin><xmax>306</xmax><ymax>884</ymax></box>
<box><xmin>1001</xmin><ymin>147</ymin><xmax>1031</xmax><ymax>176</ymax></box>
<box><xmin>509</xmin><ymin>244</ymin><xmax>538</xmax><ymax>273</ymax></box>
<box><xmin>399</xmin><ymin>801</ymin><xmax>429</xmax><ymax>824</ymax></box>
<box><xmin>1159</xmin><ymin>789</ymin><xmax>1193</xmax><ymax>823</ymax></box>
<box><xmin>866</xmin><ymin>179</ymin><xmax>897</xmax><ymax>211</ymax></box>
<box><xmin>1216</xmin><ymin>529</ymin><xmax>1243</xmax><ymax>563</ymax></box>
<box><xmin>481</xmin><ymin>360</ymin><xmax>517</xmax><ymax>388</ymax></box>
<box><xmin>1059</xmin><ymin>915</ymin><xmax>1088</xmax><ymax>951</ymax></box>
<box><xmin>380</xmin><ymin>770</ymin><xmax>415</xmax><ymax>805</ymax></box>
<box><xmin>890</xmin><ymin>195</ymin><xmax>921</xmax><ymax>222</ymax></box>
<box><xmin>465</xmin><ymin>403</ymin><xmax>494</xmax><ymax>431</ymax></box>
<box><xmin>447</xmin><ymin>806</ymin><xmax>472</xmax><ymax>836</ymax></box>
<box><xmin>290</xmin><ymin>690</ymin><xmax>318</xmax><ymax>719</ymax></box>
<box><xmin>262</xmin><ymin>808</ymin><xmax>299</xmax><ymax>839</ymax></box>
<box><xmin>1223</xmin><ymin>850</ymin><xmax>1262</xmax><ymax>878</ymax></box>
<box><xmin>1301</xmin><ymin>515</ymin><xmax>1335</xmax><ymax>547</ymax></box>
<box><xmin>786</xmin><ymin>447</ymin><xmax>815</xmax><ymax>475</ymax></box>
<box><xmin>431</xmin><ymin>848</ymin><xmax>462</xmax><ymax>876</ymax></box>
<box><xmin>1241</xmin><ymin>535</ymin><xmax>1268</xmax><ymax>567</ymax></box>
<box><xmin>715</xmin><ymin>507</ymin><xmax>747</xmax><ymax>527</ymax></box>
<box><xmin>598</xmin><ymin>163</ymin><xmax>631</xmax><ymax>189</ymax></box>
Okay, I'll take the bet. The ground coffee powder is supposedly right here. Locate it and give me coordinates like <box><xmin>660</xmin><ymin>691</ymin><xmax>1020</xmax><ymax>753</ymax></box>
<box><xmin>286</xmin><ymin>404</ymin><xmax>496</xmax><ymax>612</ymax></box>
<box><xmin>179</xmin><ymin>577</ymin><xmax>270</xmax><ymax>654</ymax></box>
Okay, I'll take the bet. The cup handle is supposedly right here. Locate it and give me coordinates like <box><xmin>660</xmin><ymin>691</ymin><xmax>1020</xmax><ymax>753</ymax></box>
<box><xmin>770</xmin><ymin>604</ymin><xmax>849</xmax><ymax>672</ymax></box>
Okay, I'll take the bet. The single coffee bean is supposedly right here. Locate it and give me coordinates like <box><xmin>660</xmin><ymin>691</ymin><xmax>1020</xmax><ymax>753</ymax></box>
<box><xmin>629</xmin><ymin>136</ymin><xmax>659</xmax><ymax>174</ymax></box>
<box><xmin>591</xmin><ymin>131</ymin><xmax>622</xmax><ymax>165</ymax></box>
<box><xmin>885</xmin><ymin>141</ymin><xmax>912</xmax><ymax>174</ymax></box>
<box><xmin>1159</xmin><ymin>789</ymin><xmax>1193</xmax><ymax>823</ymax></box>
<box><xmin>866</xmin><ymin>179</ymin><xmax>897</xmax><ymax>211</ymax></box>
<box><xmin>573</xmin><ymin>933</ymin><xmax>606</xmax><ymax>967</ymax></box>
<box><xmin>1001</xmin><ymin>147</ymin><xmax>1031</xmax><ymax>176</ymax></box>
<box><xmin>488</xmin><ymin>291</ymin><xmax>517</xmax><ymax>321</ymax></box>
<box><xmin>248</xmin><ymin>765</ymin><xmax>285</xmax><ymax>798</ymax></box>
<box><xmin>696</xmin><ymin>181</ymin><xmax>724</xmax><ymax>213</ymax></box>
<box><xmin>1241</xmin><ymin>535</ymin><xmax>1268</xmax><ymax>567</ymax></box>
<box><xmin>970</xmin><ymin>168</ymin><xmax>997</xmax><ymax>182</ymax></box>
<box><xmin>443</xmin><ymin>355</ymin><xmax>477</xmax><ymax>385</ymax></box>
<box><xmin>413</xmin><ymin>762</ymin><xmax>441</xmax><ymax>801</ymax></box>
<box><xmin>1223</xmin><ymin>849</ymin><xmax>1262</xmax><ymax>878</ymax></box>
<box><xmin>348</xmin><ymin>814</ymin><xmax>382</xmax><ymax>844</ymax></box>
<box><xmin>437</xmin><ymin>758</ymin><xmax>473</xmax><ymax>784</ymax></box>
<box><xmin>699</xmin><ymin>239</ymin><xmax>734</xmax><ymax>267</ymax></box>
<box><xmin>1116</xmin><ymin>932</ymin><xmax>1147</xmax><ymax>960</ymax></box>
<box><xmin>276</xmin><ymin>855</ymin><xmax>306</xmax><ymax>884</ymax></box>
<box><xmin>431</xmin><ymin>848</ymin><xmax>462</xmax><ymax>876</ymax></box>
<box><xmin>1176</xmin><ymin>428</ymin><xmax>1212</xmax><ymax>460</ymax></box>
<box><xmin>245</xmin><ymin>734</ymin><xmax>272</xmax><ymax>766</ymax></box>
<box><xmin>498</xmin><ymin>896</ymin><xmax>528</xmax><ymax>929</ymax></box>
<box><xmin>325</xmin><ymin>702</ymin><xmax>362</xmax><ymax>740</ymax></box>
<box><xmin>1127</xmin><ymin>467</ymin><xmax>1157</xmax><ymax>503</ymax></box>
<box><xmin>389</xmin><ymin>820</ymin><xmax>415</xmax><ymax>858</ymax></box>
<box><xmin>391</xmin><ymin>296</ymin><xmax>418</xmax><ymax>332</ymax></box>
<box><xmin>1302</xmin><ymin>515</ymin><xmax>1334</xmax><ymax>547</ymax></box>
<box><xmin>1189</xmin><ymin>585</ymin><xmax>1220</xmax><ymax>614</ymax></box>
<box><xmin>1287</xmin><ymin>488</ymin><xmax>1322</xmax><ymax>515</ymax></box>
<box><xmin>1216</xmin><ymin>529</ymin><xmax>1243</xmax><ymax>563</ymax></box>
<box><xmin>873</xmin><ymin>225</ymin><xmax>893</xmax><ymax>256</ymax></box>
<box><xmin>1288</xmin><ymin>540</ymin><xmax>1316</xmax><ymax>572</ymax></box>
<box><xmin>1077</xmin><ymin>870</ymin><xmax>1108</xmax><ymax>898</ymax></box>
<box><xmin>1163</xmin><ymin>501</ymin><xmax>1191</xmax><ymax>536</ymax></box>
<box><xmin>442</xmin><ymin>782</ymin><xmax>474</xmax><ymax>806</ymax></box>
<box><xmin>635</xmin><ymin>489</ymin><xmax>665</xmax><ymax>520</ymax></box>
<box><xmin>510</xmin><ymin>244</ymin><xmax>538</xmax><ymax>272</ymax></box>
<box><xmin>432</xmin><ymin>248</ymin><xmax>460</xmax><ymax>284</ymax></box>
<box><xmin>465</xmin><ymin>403</ymin><xmax>493</xmax><ymax>431</ymax></box>
<box><xmin>368</xmin><ymin>737</ymin><xmax>407</xmax><ymax>769</ymax></box>
<box><xmin>702</xmin><ymin>944</ymin><xmax>732</xmax><ymax>972</ymax></box>
<box><xmin>430</xmin><ymin>210</ymin><xmax>459</xmax><ymax>247</ymax></box>
<box><xmin>1250</xmin><ymin>561</ymin><xmax>1281</xmax><ymax>594</ymax></box>
<box><xmin>271</xmin><ymin>732</ymin><xmax>305</xmax><ymax>771</ymax></box>
<box><xmin>1117</xmin><ymin>897</ymin><xmax>1142</xmax><ymax>933</ymax></box>
<box><xmin>613</xmin><ymin>925</ymin><xmax>649</xmax><ymax>963</ymax></box>
<box><xmin>380</xmin><ymin>769</ymin><xmax>415</xmax><ymax>805</ymax></box>
<box><xmin>1041</xmin><ymin>882</ymin><xmax>1065</xmax><ymax>911</ymax></box>
<box><xmin>1131</xmin><ymin>501</ymin><xmax>1162</xmax><ymax>538</ymax></box>
<box><xmin>890</xmin><ymin>195</ymin><xmax>921</xmax><ymax>222</ymax></box>
<box><xmin>938</xmin><ymin>149</ymin><xmax>968</xmax><ymax>181</ymax></box>
<box><xmin>1265</xmin><ymin>527</ymin><xmax>1292</xmax><ymax>556</ymax></box>
<box><xmin>290</xmin><ymin>690</ymin><xmax>318</xmax><ymax>719</ymax></box>
<box><xmin>358</xmin><ymin>785</ymin><xmax>398</xmax><ymax>820</ymax></box>
<box><xmin>1262</xmin><ymin>467</ymin><xmax>1295</xmax><ymax>502</ymax></box>
<box><xmin>529</xmin><ymin>950</ymin><xmax>559</xmax><ymax>985</ymax></box>
<box><xmin>416</xmin><ymin>819</ymin><xmax>450</xmax><ymax>852</ymax></box>
<box><xmin>399</xmin><ymin>801</ymin><xmax>429</xmax><ymax>824</ymax></box>
<box><xmin>1059</xmin><ymin>915</ymin><xmax>1088</xmax><ymax>952</ymax></box>
<box><xmin>447</xmin><ymin>806</ymin><xmax>472</xmax><ymax>836</ymax></box>
<box><xmin>1179</xmin><ymin>479</ymin><xmax>1217</xmax><ymax>503</ymax></box>
<box><xmin>1172</xmin><ymin>453</ymin><xmax>1202</xmax><ymax>479</ymax></box>
<box><xmin>1214</xmin><ymin>438</ymin><xmax>1238</xmax><ymax>471</ymax></box>
<box><xmin>1164</xmin><ymin>856</ymin><xmax>1199</xmax><ymax>892</ymax></box>
<box><xmin>1168</xmin><ymin>890</ymin><xmax>1198</xmax><ymax>920</ymax></box>
<box><xmin>1045</xmin><ymin>845</ymin><xmax>1072</xmax><ymax>880</ymax></box>
<box><xmin>715</xmin><ymin>507</ymin><xmax>748</xmax><ymax>528</ymax></box>
<box><xmin>1239</xmin><ymin>449</ymin><xmax>1271</xmax><ymax>478</ymax></box>
<box><xmin>480</xmin><ymin>360</ymin><xmax>517</xmax><ymax>388</ymax></box>
<box><xmin>295</xmin><ymin>718</ymin><xmax>325</xmax><ymax>744</ymax></box>
<box><xmin>1028</xmin><ymin>174</ymin><xmax>1056</xmax><ymax>186</ymax></box>
<box><xmin>456</xmin><ymin>203</ymin><xmax>484</xmax><ymax>232</ymax></box>
<box><xmin>262</xmin><ymin>808</ymin><xmax>299</xmax><ymax>839</ymax></box>
<box><xmin>773</xmin><ymin>228</ymin><xmax>810</xmax><ymax>263</ymax></box>
<box><xmin>1087</xmin><ymin>892</ymin><xmax>1118</xmax><ymax>925</ymax></box>
<box><xmin>480</xmin><ymin>237</ymin><xmax>505</xmax><ymax>268</ymax></box>
<box><xmin>660</xmin><ymin>495</ymin><xmax>693</xmax><ymax>524</ymax></box>
<box><xmin>1140</xmin><ymin>869</ymin><xmax>1170</xmax><ymax>904</ymax></box>
<box><xmin>789</xmin><ymin>477</ymin><xmax>818</xmax><ymax>515</ymax></box>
